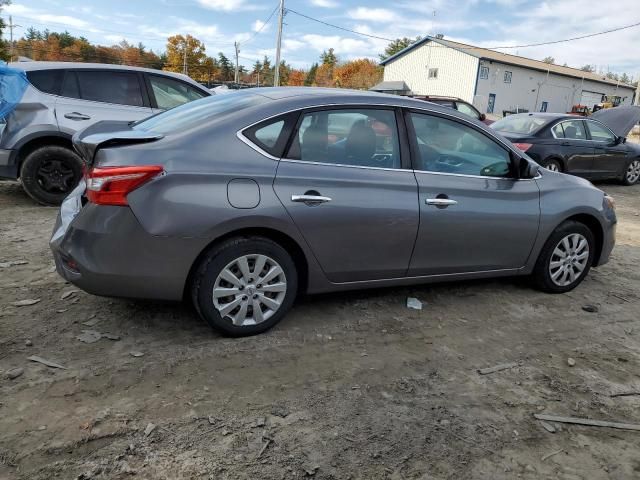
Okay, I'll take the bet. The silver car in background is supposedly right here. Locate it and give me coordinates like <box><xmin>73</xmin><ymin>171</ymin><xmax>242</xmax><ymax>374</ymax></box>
<box><xmin>51</xmin><ymin>88</ymin><xmax>616</xmax><ymax>336</ymax></box>
<box><xmin>0</xmin><ymin>62</ymin><xmax>210</xmax><ymax>205</ymax></box>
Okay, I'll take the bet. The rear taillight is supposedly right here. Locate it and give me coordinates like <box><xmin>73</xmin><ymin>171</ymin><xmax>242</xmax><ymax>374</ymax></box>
<box><xmin>86</xmin><ymin>166</ymin><xmax>164</xmax><ymax>206</ymax></box>
<box><xmin>512</xmin><ymin>143</ymin><xmax>533</xmax><ymax>152</ymax></box>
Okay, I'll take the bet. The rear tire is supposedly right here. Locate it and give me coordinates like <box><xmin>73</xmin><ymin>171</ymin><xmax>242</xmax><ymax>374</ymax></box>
<box><xmin>542</xmin><ymin>158</ymin><xmax>562</xmax><ymax>172</ymax></box>
<box><xmin>621</xmin><ymin>159</ymin><xmax>640</xmax><ymax>186</ymax></box>
<box><xmin>532</xmin><ymin>221</ymin><xmax>595</xmax><ymax>293</ymax></box>
<box><xmin>191</xmin><ymin>237</ymin><xmax>298</xmax><ymax>337</ymax></box>
<box><xmin>20</xmin><ymin>146</ymin><xmax>83</xmax><ymax>206</ymax></box>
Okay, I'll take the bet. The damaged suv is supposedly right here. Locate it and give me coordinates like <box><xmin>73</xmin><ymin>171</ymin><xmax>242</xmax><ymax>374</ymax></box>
<box><xmin>0</xmin><ymin>62</ymin><xmax>210</xmax><ymax>205</ymax></box>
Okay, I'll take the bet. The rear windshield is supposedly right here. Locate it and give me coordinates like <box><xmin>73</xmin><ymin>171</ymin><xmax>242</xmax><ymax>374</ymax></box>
<box><xmin>133</xmin><ymin>93</ymin><xmax>269</xmax><ymax>134</ymax></box>
<box><xmin>491</xmin><ymin>115</ymin><xmax>550</xmax><ymax>135</ymax></box>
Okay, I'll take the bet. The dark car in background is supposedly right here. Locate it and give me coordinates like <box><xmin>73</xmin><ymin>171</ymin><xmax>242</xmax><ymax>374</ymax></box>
<box><xmin>491</xmin><ymin>107</ymin><xmax>640</xmax><ymax>185</ymax></box>
<box><xmin>412</xmin><ymin>95</ymin><xmax>493</xmax><ymax>125</ymax></box>
<box><xmin>0</xmin><ymin>62</ymin><xmax>211</xmax><ymax>205</ymax></box>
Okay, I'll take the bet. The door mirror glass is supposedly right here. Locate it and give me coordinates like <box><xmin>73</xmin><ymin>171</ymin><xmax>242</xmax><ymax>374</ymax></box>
<box><xmin>409</xmin><ymin>112</ymin><xmax>512</xmax><ymax>177</ymax></box>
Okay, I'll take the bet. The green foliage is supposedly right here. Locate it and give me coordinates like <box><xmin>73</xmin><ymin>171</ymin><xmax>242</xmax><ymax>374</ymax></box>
<box><xmin>304</xmin><ymin>62</ymin><xmax>318</xmax><ymax>86</ymax></box>
<box><xmin>379</xmin><ymin>37</ymin><xmax>421</xmax><ymax>61</ymax></box>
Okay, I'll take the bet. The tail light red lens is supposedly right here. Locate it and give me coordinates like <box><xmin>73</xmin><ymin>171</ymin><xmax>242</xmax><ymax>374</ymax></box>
<box><xmin>85</xmin><ymin>166</ymin><xmax>164</xmax><ymax>206</ymax></box>
<box><xmin>512</xmin><ymin>143</ymin><xmax>533</xmax><ymax>152</ymax></box>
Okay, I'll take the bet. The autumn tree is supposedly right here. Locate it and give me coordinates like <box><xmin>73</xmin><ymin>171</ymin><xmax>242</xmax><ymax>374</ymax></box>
<box><xmin>334</xmin><ymin>59</ymin><xmax>382</xmax><ymax>90</ymax></box>
<box><xmin>379</xmin><ymin>36</ymin><xmax>421</xmax><ymax>61</ymax></box>
<box><xmin>165</xmin><ymin>34</ymin><xmax>206</xmax><ymax>75</ymax></box>
<box><xmin>287</xmin><ymin>69</ymin><xmax>305</xmax><ymax>86</ymax></box>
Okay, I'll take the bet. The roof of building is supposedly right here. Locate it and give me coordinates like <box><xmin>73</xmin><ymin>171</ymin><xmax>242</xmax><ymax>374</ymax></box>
<box><xmin>369</xmin><ymin>80</ymin><xmax>411</xmax><ymax>92</ymax></box>
<box><xmin>380</xmin><ymin>36</ymin><xmax>636</xmax><ymax>89</ymax></box>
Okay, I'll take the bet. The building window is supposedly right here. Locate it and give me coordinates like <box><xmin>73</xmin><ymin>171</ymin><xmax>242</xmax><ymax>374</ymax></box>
<box><xmin>479</xmin><ymin>66</ymin><xmax>489</xmax><ymax>79</ymax></box>
<box><xmin>428</xmin><ymin>68</ymin><xmax>438</xmax><ymax>79</ymax></box>
<box><xmin>503</xmin><ymin>71</ymin><xmax>512</xmax><ymax>83</ymax></box>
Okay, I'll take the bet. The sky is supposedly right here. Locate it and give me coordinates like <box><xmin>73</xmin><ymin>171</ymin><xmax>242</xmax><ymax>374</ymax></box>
<box><xmin>3</xmin><ymin>0</ymin><xmax>640</xmax><ymax>78</ymax></box>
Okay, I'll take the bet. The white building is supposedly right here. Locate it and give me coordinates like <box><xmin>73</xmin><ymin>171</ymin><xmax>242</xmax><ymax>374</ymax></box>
<box><xmin>379</xmin><ymin>36</ymin><xmax>636</xmax><ymax>116</ymax></box>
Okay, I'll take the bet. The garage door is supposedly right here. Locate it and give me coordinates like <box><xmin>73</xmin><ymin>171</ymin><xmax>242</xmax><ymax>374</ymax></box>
<box><xmin>580</xmin><ymin>91</ymin><xmax>604</xmax><ymax>109</ymax></box>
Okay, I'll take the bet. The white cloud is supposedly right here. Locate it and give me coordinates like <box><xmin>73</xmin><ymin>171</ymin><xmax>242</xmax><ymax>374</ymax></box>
<box><xmin>347</xmin><ymin>7</ymin><xmax>400</xmax><ymax>23</ymax></box>
<box><xmin>196</xmin><ymin>0</ymin><xmax>262</xmax><ymax>12</ymax></box>
<box><xmin>309</xmin><ymin>0</ymin><xmax>340</xmax><ymax>7</ymax></box>
<box><xmin>5</xmin><ymin>4</ymin><xmax>94</xmax><ymax>30</ymax></box>
<box><xmin>252</xmin><ymin>20</ymin><xmax>268</xmax><ymax>32</ymax></box>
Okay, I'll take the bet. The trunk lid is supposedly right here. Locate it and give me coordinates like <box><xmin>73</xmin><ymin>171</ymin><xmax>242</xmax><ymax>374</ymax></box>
<box><xmin>72</xmin><ymin>120</ymin><xmax>163</xmax><ymax>165</ymax></box>
<box><xmin>591</xmin><ymin>106</ymin><xmax>640</xmax><ymax>138</ymax></box>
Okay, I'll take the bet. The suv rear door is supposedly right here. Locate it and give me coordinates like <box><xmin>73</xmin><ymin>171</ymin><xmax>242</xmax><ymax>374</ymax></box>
<box><xmin>55</xmin><ymin>69</ymin><xmax>153</xmax><ymax>136</ymax></box>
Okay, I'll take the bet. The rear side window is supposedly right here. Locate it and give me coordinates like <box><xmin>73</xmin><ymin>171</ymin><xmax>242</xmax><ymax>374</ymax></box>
<box><xmin>559</xmin><ymin>120</ymin><xmax>586</xmax><ymax>140</ymax></box>
<box><xmin>76</xmin><ymin>71</ymin><xmax>144</xmax><ymax>107</ymax></box>
<box><xmin>243</xmin><ymin>114</ymin><xmax>298</xmax><ymax>158</ymax></box>
<box><xmin>149</xmin><ymin>75</ymin><xmax>207</xmax><ymax>109</ymax></box>
<box><xmin>26</xmin><ymin>70</ymin><xmax>64</xmax><ymax>95</ymax></box>
<box><xmin>61</xmin><ymin>72</ymin><xmax>80</xmax><ymax>99</ymax></box>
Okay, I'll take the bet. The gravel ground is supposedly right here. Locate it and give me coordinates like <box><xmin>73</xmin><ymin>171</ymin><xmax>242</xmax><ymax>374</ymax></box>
<box><xmin>1</xmin><ymin>178</ymin><xmax>640</xmax><ymax>480</ymax></box>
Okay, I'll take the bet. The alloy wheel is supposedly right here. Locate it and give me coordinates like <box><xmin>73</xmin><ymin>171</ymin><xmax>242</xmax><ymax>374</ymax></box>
<box><xmin>546</xmin><ymin>162</ymin><xmax>560</xmax><ymax>172</ymax></box>
<box><xmin>37</xmin><ymin>159</ymin><xmax>76</xmax><ymax>193</ymax></box>
<box><xmin>625</xmin><ymin>160</ymin><xmax>640</xmax><ymax>184</ymax></box>
<box><xmin>549</xmin><ymin>233</ymin><xmax>589</xmax><ymax>287</ymax></box>
<box><xmin>212</xmin><ymin>254</ymin><xmax>287</xmax><ymax>326</ymax></box>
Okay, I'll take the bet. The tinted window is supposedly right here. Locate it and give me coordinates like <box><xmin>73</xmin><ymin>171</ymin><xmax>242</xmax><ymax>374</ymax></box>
<box><xmin>288</xmin><ymin>109</ymin><xmax>400</xmax><ymax>169</ymax></box>
<box><xmin>456</xmin><ymin>102</ymin><xmax>480</xmax><ymax>120</ymax></box>
<box><xmin>134</xmin><ymin>93</ymin><xmax>268</xmax><ymax>134</ymax></box>
<box><xmin>551</xmin><ymin>122</ymin><xmax>565</xmax><ymax>138</ymax></box>
<box><xmin>491</xmin><ymin>115</ymin><xmax>549</xmax><ymax>135</ymax></box>
<box><xmin>26</xmin><ymin>69</ymin><xmax>64</xmax><ymax>95</ymax></box>
<box><xmin>587</xmin><ymin>121</ymin><xmax>615</xmax><ymax>143</ymax></box>
<box><xmin>559</xmin><ymin>120</ymin><xmax>586</xmax><ymax>140</ymax></box>
<box><xmin>149</xmin><ymin>75</ymin><xmax>207</xmax><ymax>109</ymax></box>
<box><xmin>410</xmin><ymin>112</ymin><xmax>511</xmax><ymax>177</ymax></box>
<box><xmin>243</xmin><ymin>117</ymin><xmax>292</xmax><ymax>157</ymax></box>
<box><xmin>61</xmin><ymin>71</ymin><xmax>80</xmax><ymax>99</ymax></box>
<box><xmin>76</xmin><ymin>71</ymin><xmax>144</xmax><ymax>107</ymax></box>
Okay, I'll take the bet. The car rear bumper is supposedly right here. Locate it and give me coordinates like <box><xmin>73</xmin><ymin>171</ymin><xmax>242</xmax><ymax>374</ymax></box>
<box><xmin>50</xmin><ymin>185</ymin><xmax>207</xmax><ymax>301</ymax></box>
<box><xmin>0</xmin><ymin>148</ymin><xmax>18</xmax><ymax>179</ymax></box>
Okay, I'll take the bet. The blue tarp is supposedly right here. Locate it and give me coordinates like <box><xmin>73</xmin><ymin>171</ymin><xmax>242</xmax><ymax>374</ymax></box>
<box><xmin>0</xmin><ymin>63</ymin><xmax>29</xmax><ymax>119</ymax></box>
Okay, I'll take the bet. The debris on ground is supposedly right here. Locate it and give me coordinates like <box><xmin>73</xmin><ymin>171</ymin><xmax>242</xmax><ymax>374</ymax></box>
<box><xmin>61</xmin><ymin>290</ymin><xmax>79</xmax><ymax>300</ymax></box>
<box><xmin>82</xmin><ymin>316</ymin><xmax>100</xmax><ymax>327</ymax></box>
<box><xmin>533</xmin><ymin>413</ymin><xmax>640</xmax><ymax>432</ymax></box>
<box><xmin>76</xmin><ymin>330</ymin><xmax>103</xmax><ymax>344</ymax></box>
<box><xmin>406</xmin><ymin>297</ymin><xmax>423</xmax><ymax>310</ymax></box>
<box><xmin>27</xmin><ymin>355</ymin><xmax>67</xmax><ymax>369</ymax></box>
<box><xmin>130</xmin><ymin>351</ymin><xmax>145</xmax><ymax>358</ymax></box>
<box><xmin>582</xmin><ymin>304</ymin><xmax>599</xmax><ymax>313</ymax></box>
<box><xmin>540</xmin><ymin>421</ymin><xmax>556</xmax><ymax>433</ymax></box>
<box><xmin>256</xmin><ymin>438</ymin><xmax>271</xmax><ymax>459</ymax></box>
<box><xmin>304</xmin><ymin>465</ymin><xmax>320</xmax><ymax>476</ymax></box>
<box><xmin>12</xmin><ymin>299</ymin><xmax>41</xmax><ymax>307</ymax></box>
<box><xmin>0</xmin><ymin>260</ymin><xmax>28</xmax><ymax>268</ymax></box>
<box><xmin>609</xmin><ymin>391</ymin><xmax>640</xmax><ymax>398</ymax></box>
<box><xmin>477</xmin><ymin>362</ymin><xmax>518</xmax><ymax>375</ymax></box>
<box><xmin>102</xmin><ymin>333</ymin><xmax>121</xmax><ymax>341</ymax></box>
<box><xmin>144</xmin><ymin>423</ymin><xmax>156</xmax><ymax>437</ymax></box>
<box><xmin>271</xmin><ymin>405</ymin><xmax>290</xmax><ymax>418</ymax></box>
<box><xmin>5</xmin><ymin>367</ymin><xmax>24</xmax><ymax>380</ymax></box>
<box><xmin>567</xmin><ymin>358</ymin><xmax>576</xmax><ymax>367</ymax></box>
<box><xmin>25</xmin><ymin>339</ymin><xmax>32</xmax><ymax>346</ymax></box>
<box><xmin>541</xmin><ymin>449</ymin><xmax>564</xmax><ymax>462</ymax></box>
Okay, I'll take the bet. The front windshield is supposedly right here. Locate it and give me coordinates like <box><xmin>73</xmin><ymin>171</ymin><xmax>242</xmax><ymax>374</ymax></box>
<box><xmin>491</xmin><ymin>115</ymin><xmax>550</xmax><ymax>135</ymax></box>
<box><xmin>133</xmin><ymin>93</ymin><xmax>269</xmax><ymax>134</ymax></box>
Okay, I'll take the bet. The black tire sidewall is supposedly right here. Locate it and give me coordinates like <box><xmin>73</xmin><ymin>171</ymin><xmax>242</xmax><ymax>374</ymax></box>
<box><xmin>193</xmin><ymin>237</ymin><xmax>298</xmax><ymax>337</ymax></box>
<box><xmin>20</xmin><ymin>146</ymin><xmax>83</xmax><ymax>206</ymax></box>
<box><xmin>533</xmin><ymin>221</ymin><xmax>595</xmax><ymax>293</ymax></box>
<box><xmin>543</xmin><ymin>158</ymin><xmax>562</xmax><ymax>172</ymax></box>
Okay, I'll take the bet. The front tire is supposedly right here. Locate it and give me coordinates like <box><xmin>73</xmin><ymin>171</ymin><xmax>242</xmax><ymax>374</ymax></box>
<box><xmin>532</xmin><ymin>221</ymin><xmax>595</xmax><ymax>293</ymax></box>
<box><xmin>542</xmin><ymin>158</ymin><xmax>562</xmax><ymax>172</ymax></box>
<box><xmin>20</xmin><ymin>146</ymin><xmax>83</xmax><ymax>206</ymax></box>
<box><xmin>621</xmin><ymin>159</ymin><xmax>640</xmax><ymax>186</ymax></box>
<box><xmin>191</xmin><ymin>237</ymin><xmax>298</xmax><ymax>336</ymax></box>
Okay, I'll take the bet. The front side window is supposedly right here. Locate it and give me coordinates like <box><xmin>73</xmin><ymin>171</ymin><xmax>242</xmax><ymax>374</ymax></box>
<box><xmin>503</xmin><ymin>71</ymin><xmax>512</xmax><ymax>83</ymax></box>
<box><xmin>586</xmin><ymin>121</ymin><xmax>616</xmax><ymax>143</ymax></box>
<box><xmin>149</xmin><ymin>75</ymin><xmax>207</xmax><ymax>110</ymax></box>
<box><xmin>479</xmin><ymin>66</ymin><xmax>489</xmax><ymax>79</ymax></box>
<box><xmin>76</xmin><ymin>71</ymin><xmax>144</xmax><ymax>107</ymax></box>
<box><xmin>410</xmin><ymin>112</ymin><xmax>511</xmax><ymax>177</ymax></box>
<box><xmin>428</xmin><ymin>68</ymin><xmax>439</xmax><ymax>79</ymax></box>
<box><xmin>288</xmin><ymin>109</ymin><xmax>400</xmax><ymax>169</ymax></box>
<box><xmin>559</xmin><ymin>120</ymin><xmax>586</xmax><ymax>140</ymax></box>
<box><xmin>456</xmin><ymin>102</ymin><xmax>480</xmax><ymax>120</ymax></box>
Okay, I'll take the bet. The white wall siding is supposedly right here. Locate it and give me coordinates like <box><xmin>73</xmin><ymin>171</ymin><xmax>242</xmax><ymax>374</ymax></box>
<box><xmin>383</xmin><ymin>42</ymin><xmax>478</xmax><ymax>103</ymax></box>
<box><xmin>473</xmin><ymin>60</ymin><xmax>635</xmax><ymax>115</ymax></box>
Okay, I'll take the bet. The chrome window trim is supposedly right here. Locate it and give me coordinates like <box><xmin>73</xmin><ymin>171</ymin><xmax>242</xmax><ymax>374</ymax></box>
<box><xmin>583</xmin><ymin>118</ymin><xmax>617</xmax><ymax>143</ymax></box>
<box><xmin>550</xmin><ymin>119</ymin><xmax>587</xmax><ymax>140</ymax></box>
<box><xmin>278</xmin><ymin>158</ymin><xmax>410</xmax><ymax>173</ymax></box>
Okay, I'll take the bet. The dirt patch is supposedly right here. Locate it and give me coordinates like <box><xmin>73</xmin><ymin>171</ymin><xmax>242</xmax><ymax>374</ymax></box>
<box><xmin>1</xmin><ymin>179</ymin><xmax>640</xmax><ymax>479</ymax></box>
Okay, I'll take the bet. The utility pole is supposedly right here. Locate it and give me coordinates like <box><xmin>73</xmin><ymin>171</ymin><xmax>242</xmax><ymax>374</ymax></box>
<box><xmin>183</xmin><ymin>36</ymin><xmax>188</xmax><ymax>75</ymax></box>
<box><xmin>8</xmin><ymin>16</ymin><xmax>22</xmax><ymax>63</ymax></box>
<box><xmin>273</xmin><ymin>0</ymin><xmax>285</xmax><ymax>86</ymax></box>
<box><xmin>234</xmin><ymin>41</ymin><xmax>240</xmax><ymax>84</ymax></box>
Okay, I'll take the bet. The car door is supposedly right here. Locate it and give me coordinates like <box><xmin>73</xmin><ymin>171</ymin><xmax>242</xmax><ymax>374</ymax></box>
<box><xmin>145</xmin><ymin>74</ymin><xmax>209</xmax><ymax>114</ymax></box>
<box><xmin>405</xmin><ymin>110</ymin><xmax>540</xmax><ymax>276</ymax></box>
<box><xmin>584</xmin><ymin>119</ymin><xmax>629</xmax><ymax>179</ymax></box>
<box><xmin>549</xmin><ymin>120</ymin><xmax>595</xmax><ymax>177</ymax></box>
<box><xmin>55</xmin><ymin>69</ymin><xmax>153</xmax><ymax>136</ymax></box>
<box><xmin>273</xmin><ymin>107</ymin><xmax>420</xmax><ymax>283</ymax></box>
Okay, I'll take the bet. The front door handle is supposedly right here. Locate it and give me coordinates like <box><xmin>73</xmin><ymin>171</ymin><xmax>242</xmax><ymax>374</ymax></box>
<box><xmin>64</xmin><ymin>112</ymin><xmax>91</xmax><ymax>121</ymax></box>
<box><xmin>291</xmin><ymin>194</ymin><xmax>332</xmax><ymax>204</ymax></box>
<box><xmin>426</xmin><ymin>198</ymin><xmax>458</xmax><ymax>206</ymax></box>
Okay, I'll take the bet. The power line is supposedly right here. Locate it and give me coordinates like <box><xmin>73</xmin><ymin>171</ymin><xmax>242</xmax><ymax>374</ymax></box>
<box><xmin>287</xmin><ymin>9</ymin><xmax>394</xmax><ymax>42</ymax></box>
<box><xmin>239</xmin><ymin>3</ymin><xmax>279</xmax><ymax>48</ymax></box>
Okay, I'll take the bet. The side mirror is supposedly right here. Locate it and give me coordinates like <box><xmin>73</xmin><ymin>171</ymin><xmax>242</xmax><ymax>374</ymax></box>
<box><xmin>516</xmin><ymin>155</ymin><xmax>539</xmax><ymax>179</ymax></box>
<box><xmin>479</xmin><ymin>113</ymin><xmax>487</xmax><ymax>122</ymax></box>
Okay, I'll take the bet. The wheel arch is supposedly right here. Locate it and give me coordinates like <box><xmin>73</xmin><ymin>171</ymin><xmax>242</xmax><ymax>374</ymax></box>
<box><xmin>183</xmin><ymin>226</ymin><xmax>310</xmax><ymax>301</ymax></box>
<box><xmin>15</xmin><ymin>132</ymin><xmax>74</xmax><ymax>177</ymax></box>
<box><xmin>561</xmin><ymin>213</ymin><xmax>605</xmax><ymax>265</ymax></box>
<box><xmin>544</xmin><ymin>155</ymin><xmax>566</xmax><ymax>172</ymax></box>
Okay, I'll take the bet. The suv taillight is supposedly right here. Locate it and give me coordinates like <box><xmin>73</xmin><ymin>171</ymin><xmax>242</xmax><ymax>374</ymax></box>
<box><xmin>86</xmin><ymin>166</ymin><xmax>163</xmax><ymax>206</ymax></box>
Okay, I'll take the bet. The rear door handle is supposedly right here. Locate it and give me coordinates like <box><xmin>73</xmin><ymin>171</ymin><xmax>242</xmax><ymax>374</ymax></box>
<box><xmin>64</xmin><ymin>112</ymin><xmax>91</xmax><ymax>121</ymax></box>
<box><xmin>291</xmin><ymin>194</ymin><xmax>332</xmax><ymax>204</ymax></box>
<box><xmin>426</xmin><ymin>198</ymin><xmax>458</xmax><ymax>206</ymax></box>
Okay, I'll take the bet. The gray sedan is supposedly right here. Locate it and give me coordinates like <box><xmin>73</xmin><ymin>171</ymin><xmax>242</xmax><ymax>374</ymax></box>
<box><xmin>50</xmin><ymin>88</ymin><xmax>617</xmax><ymax>336</ymax></box>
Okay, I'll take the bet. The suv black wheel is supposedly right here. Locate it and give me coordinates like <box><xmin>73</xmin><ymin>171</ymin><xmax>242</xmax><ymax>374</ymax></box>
<box><xmin>532</xmin><ymin>220</ymin><xmax>595</xmax><ymax>293</ymax></box>
<box><xmin>191</xmin><ymin>236</ymin><xmax>298</xmax><ymax>337</ymax></box>
<box><xmin>20</xmin><ymin>146</ymin><xmax>83</xmax><ymax>206</ymax></box>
